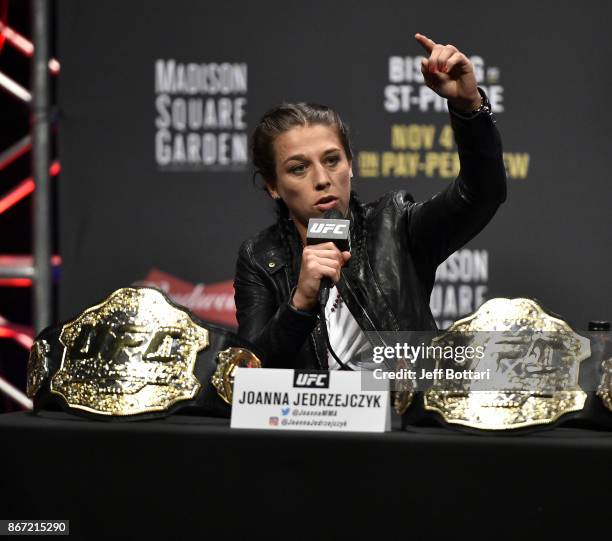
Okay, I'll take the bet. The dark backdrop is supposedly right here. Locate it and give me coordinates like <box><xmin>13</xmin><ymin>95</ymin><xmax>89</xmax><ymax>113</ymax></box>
<box><xmin>57</xmin><ymin>0</ymin><xmax>612</xmax><ymax>330</ymax></box>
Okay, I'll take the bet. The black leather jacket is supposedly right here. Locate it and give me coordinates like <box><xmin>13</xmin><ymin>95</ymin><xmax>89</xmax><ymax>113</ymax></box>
<box><xmin>234</xmin><ymin>101</ymin><xmax>506</xmax><ymax>369</ymax></box>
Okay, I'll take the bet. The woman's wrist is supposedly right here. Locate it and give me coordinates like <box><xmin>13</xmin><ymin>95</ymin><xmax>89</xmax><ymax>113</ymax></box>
<box><xmin>448</xmin><ymin>92</ymin><xmax>482</xmax><ymax>113</ymax></box>
<box><xmin>291</xmin><ymin>289</ymin><xmax>317</xmax><ymax>312</ymax></box>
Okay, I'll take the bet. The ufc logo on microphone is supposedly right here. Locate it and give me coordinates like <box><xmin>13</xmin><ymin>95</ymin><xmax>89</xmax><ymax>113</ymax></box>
<box><xmin>309</xmin><ymin>223</ymin><xmax>347</xmax><ymax>235</ymax></box>
<box><xmin>293</xmin><ymin>371</ymin><xmax>330</xmax><ymax>388</ymax></box>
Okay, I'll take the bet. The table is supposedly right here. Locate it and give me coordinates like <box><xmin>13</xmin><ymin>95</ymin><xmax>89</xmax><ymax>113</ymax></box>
<box><xmin>1</xmin><ymin>411</ymin><xmax>610</xmax><ymax>539</ymax></box>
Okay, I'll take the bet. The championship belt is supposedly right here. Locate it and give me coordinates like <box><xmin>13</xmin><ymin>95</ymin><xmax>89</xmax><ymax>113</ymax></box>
<box><xmin>211</xmin><ymin>347</ymin><xmax>262</xmax><ymax>404</ymax></box>
<box><xmin>423</xmin><ymin>298</ymin><xmax>591</xmax><ymax>431</ymax></box>
<box><xmin>392</xmin><ymin>356</ymin><xmax>416</xmax><ymax>415</ymax></box>
<box><xmin>597</xmin><ymin>358</ymin><xmax>612</xmax><ymax>413</ymax></box>
<box><xmin>27</xmin><ymin>287</ymin><xmax>262</xmax><ymax>420</ymax></box>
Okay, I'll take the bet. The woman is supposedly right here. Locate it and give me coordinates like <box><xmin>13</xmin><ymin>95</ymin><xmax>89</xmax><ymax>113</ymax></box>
<box><xmin>234</xmin><ymin>33</ymin><xmax>506</xmax><ymax>369</ymax></box>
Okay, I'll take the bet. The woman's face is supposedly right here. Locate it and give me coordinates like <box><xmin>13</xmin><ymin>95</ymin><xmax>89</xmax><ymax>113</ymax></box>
<box><xmin>267</xmin><ymin>124</ymin><xmax>352</xmax><ymax>239</ymax></box>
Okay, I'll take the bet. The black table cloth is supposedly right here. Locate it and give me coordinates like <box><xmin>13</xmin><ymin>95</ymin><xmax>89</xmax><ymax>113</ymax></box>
<box><xmin>1</xmin><ymin>411</ymin><xmax>610</xmax><ymax>539</ymax></box>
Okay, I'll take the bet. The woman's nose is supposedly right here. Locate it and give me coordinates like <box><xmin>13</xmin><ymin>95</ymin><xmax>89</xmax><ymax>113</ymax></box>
<box><xmin>313</xmin><ymin>163</ymin><xmax>331</xmax><ymax>189</ymax></box>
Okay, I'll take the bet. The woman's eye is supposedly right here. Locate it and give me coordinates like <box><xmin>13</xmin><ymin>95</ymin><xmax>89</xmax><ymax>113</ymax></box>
<box><xmin>326</xmin><ymin>155</ymin><xmax>340</xmax><ymax>166</ymax></box>
<box><xmin>290</xmin><ymin>164</ymin><xmax>306</xmax><ymax>175</ymax></box>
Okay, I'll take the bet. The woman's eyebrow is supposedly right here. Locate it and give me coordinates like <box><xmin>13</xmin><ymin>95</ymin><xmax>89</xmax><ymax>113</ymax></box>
<box><xmin>283</xmin><ymin>154</ymin><xmax>307</xmax><ymax>165</ymax></box>
<box><xmin>283</xmin><ymin>148</ymin><xmax>341</xmax><ymax>165</ymax></box>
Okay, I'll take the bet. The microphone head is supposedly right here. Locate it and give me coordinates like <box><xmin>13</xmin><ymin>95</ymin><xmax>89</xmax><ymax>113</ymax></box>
<box><xmin>323</xmin><ymin>208</ymin><xmax>344</xmax><ymax>220</ymax></box>
<box><xmin>306</xmin><ymin>209</ymin><xmax>351</xmax><ymax>252</ymax></box>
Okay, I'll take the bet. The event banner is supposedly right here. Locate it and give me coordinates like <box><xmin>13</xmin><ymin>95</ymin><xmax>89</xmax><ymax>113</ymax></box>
<box><xmin>58</xmin><ymin>0</ymin><xmax>611</xmax><ymax>330</ymax></box>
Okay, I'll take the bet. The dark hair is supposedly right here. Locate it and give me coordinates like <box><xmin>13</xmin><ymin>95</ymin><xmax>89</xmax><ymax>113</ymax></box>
<box><xmin>250</xmin><ymin>102</ymin><xmax>366</xmax><ymax>288</ymax></box>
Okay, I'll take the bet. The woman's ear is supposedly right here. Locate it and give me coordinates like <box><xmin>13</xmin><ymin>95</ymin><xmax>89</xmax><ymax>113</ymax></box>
<box><xmin>265</xmin><ymin>180</ymin><xmax>280</xmax><ymax>200</ymax></box>
<box><xmin>349</xmin><ymin>161</ymin><xmax>354</xmax><ymax>180</ymax></box>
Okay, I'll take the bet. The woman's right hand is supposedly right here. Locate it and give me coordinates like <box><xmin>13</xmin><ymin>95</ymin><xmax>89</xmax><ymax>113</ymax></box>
<box><xmin>291</xmin><ymin>242</ymin><xmax>351</xmax><ymax>311</ymax></box>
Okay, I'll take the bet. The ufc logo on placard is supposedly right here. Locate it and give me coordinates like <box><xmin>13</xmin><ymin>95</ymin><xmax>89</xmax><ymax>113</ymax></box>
<box><xmin>293</xmin><ymin>371</ymin><xmax>330</xmax><ymax>388</ymax></box>
<box><xmin>309</xmin><ymin>223</ymin><xmax>347</xmax><ymax>235</ymax></box>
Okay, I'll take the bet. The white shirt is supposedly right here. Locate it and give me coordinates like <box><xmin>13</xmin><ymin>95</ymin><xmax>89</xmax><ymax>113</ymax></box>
<box><xmin>324</xmin><ymin>286</ymin><xmax>373</xmax><ymax>370</ymax></box>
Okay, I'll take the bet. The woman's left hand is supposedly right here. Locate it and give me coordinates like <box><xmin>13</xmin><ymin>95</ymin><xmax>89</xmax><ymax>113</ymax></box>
<box><xmin>414</xmin><ymin>33</ymin><xmax>481</xmax><ymax>113</ymax></box>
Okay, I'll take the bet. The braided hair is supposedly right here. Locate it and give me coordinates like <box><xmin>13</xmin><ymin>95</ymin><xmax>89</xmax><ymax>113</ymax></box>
<box><xmin>251</xmin><ymin>103</ymin><xmax>367</xmax><ymax>287</ymax></box>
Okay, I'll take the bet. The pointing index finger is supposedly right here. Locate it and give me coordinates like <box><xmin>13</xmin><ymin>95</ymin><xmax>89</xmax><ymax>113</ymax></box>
<box><xmin>414</xmin><ymin>33</ymin><xmax>437</xmax><ymax>54</ymax></box>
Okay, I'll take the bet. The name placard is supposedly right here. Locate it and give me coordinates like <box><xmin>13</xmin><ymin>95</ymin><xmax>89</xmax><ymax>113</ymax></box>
<box><xmin>230</xmin><ymin>368</ymin><xmax>391</xmax><ymax>432</ymax></box>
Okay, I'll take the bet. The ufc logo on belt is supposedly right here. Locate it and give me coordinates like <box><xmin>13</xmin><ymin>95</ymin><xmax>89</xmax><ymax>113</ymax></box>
<box><xmin>68</xmin><ymin>323</ymin><xmax>183</xmax><ymax>363</ymax></box>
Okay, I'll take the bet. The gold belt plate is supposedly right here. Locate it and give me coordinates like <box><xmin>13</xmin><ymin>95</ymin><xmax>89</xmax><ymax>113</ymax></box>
<box><xmin>50</xmin><ymin>287</ymin><xmax>209</xmax><ymax>416</ymax></box>
<box><xmin>211</xmin><ymin>347</ymin><xmax>262</xmax><ymax>404</ymax></box>
<box><xmin>424</xmin><ymin>298</ymin><xmax>590</xmax><ymax>430</ymax></box>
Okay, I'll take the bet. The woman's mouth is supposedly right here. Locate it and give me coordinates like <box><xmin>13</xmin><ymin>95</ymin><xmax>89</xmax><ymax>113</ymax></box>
<box><xmin>315</xmin><ymin>196</ymin><xmax>338</xmax><ymax>211</ymax></box>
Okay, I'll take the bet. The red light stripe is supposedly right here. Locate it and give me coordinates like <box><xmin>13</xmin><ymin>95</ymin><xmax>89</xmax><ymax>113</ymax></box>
<box><xmin>0</xmin><ymin>255</ymin><xmax>62</xmax><ymax>287</ymax></box>
<box><xmin>0</xmin><ymin>179</ymin><xmax>34</xmax><ymax>214</ymax></box>
<box><xmin>0</xmin><ymin>21</ymin><xmax>31</xmax><ymax>55</ymax></box>
<box><xmin>0</xmin><ymin>327</ymin><xmax>34</xmax><ymax>349</ymax></box>
<box><xmin>0</xmin><ymin>278</ymin><xmax>31</xmax><ymax>287</ymax></box>
<box><xmin>0</xmin><ymin>160</ymin><xmax>60</xmax><ymax>215</ymax></box>
<box><xmin>0</xmin><ymin>255</ymin><xmax>62</xmax><ymax>266</ymax></box>
<box><xmin>0</xmin><ymin>141</ymin><xmax>31</xmax><ymax>171</ymax></box>
<box><xmin>0</xmin><ymin>22</ymin><xmax>60</xmax><ymax>74</ymax></box>
<box><xmin>0</xmin><ymin>2</ymin><xmax>7</xmax><ymax>53</ymax></box>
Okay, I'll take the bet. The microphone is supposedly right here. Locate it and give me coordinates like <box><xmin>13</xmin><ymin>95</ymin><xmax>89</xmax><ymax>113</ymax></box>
<box><xmin>306</xmin><ymin>208</ymin><xmax>350</xmax><ymax>251</ymax></box>
<box><xmin>306</xmin><ymin>209</ymin><xmax>351</xmax><ymax>306</ymax></box>
<box><xmin>306</xmin><ymin>208</ymin><xmax>386</xmax><ymax>371</ymax></box>
<box><xmin>306</xmin><ymin>208</ymin><xmax>352</xmax><ymax>370</ymax></box>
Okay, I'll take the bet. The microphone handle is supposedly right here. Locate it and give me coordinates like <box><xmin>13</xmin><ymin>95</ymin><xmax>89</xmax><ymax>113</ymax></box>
<box><xmin>319</xmin><ymin>276</ymin><xmax>331</xmax><ymax>307</ymax></box>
